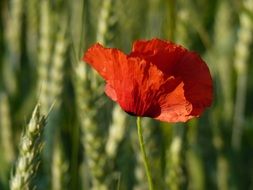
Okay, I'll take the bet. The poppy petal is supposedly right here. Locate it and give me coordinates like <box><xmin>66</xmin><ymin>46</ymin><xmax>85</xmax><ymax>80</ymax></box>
<box><xmin>132</xmin><ymin>38</ymin><xmax>170</xmax><ymax>53</ymax></box>
<box><xmin>83</xmin><ymin>43</ymin><xmax>127</xmax><ymax>81</ymax></box>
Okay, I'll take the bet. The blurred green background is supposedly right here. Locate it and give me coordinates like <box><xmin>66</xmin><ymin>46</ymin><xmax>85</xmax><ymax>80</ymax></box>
<box><xmin>0</xmin><ymin>0</ymin><xmax>253</xmax><ymax>189</ymax></box>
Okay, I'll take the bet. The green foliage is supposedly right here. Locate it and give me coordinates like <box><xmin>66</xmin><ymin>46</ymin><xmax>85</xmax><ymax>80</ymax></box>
<box><xmin>0</xmin><ymin>0</ymin><xmax>253</xmax><ymax>189</ymax></box>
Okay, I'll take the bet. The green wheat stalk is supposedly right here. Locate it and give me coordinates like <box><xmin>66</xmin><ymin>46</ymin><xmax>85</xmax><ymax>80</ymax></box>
<box><xmin>213</xmin><ymin>0</ymin><xmax>234</xmax><ymax>122</ymax></box>
<box><xmin>210</xmin><ymin>1</ymin><xmax>235</xmax><ymax>189</ymax></box>
<box><xmin>51</xmin><ymin>133</ymin><xmax>69</xmax><ymax>190</ymax></box>
<box><xmin>166</xmin><ymin>124</ymin><xmax>184</xmax><ymax>190</ymax></box>
<box><xmin>74</xmin><ymin>62</ymin><xmax>108</xmax><ymax>190</ymax></box>
<box><xmin>105</xmin><ymin>105</ymin><xmax>127</xmax><ymax>159</ymax></box>
<box><xmin>37</xmin><ymin>0</ymin><xmax>52</xmax><ymax>114</ymax></box>
<box><xmin>232</xmin><ymin>0</ymin><xmax>253</xmax><ymax>151</ymax></box>
<box><xmin>0</xmin><ymin>93</ymin><xmax>15</xmax><ymax>164</ymax></box>
<box><xmin>186</xmin><ymin>120</ymin><xmax>205</xmax><ymax>190</ymax></box>
<box><xmin>47</xmin><ymin>15</ymin><xmax>68</xmax><ymax>107</ymax></box>
<box><xmin>9</xmin><ymin>104</ymin><xmax>46</xmax><ymax>190</ymax></box>
<box><xmin>74</xmin><ymin>0</ymin><xmax>116</xmax><ymax>189</ymax></box>
<box><xmin>2</xmin><ymin>0</ymin><xmax>24</xmax><ymax>96</ymax></box>
<box><xmin>96</xmin><ymin>0</ymin><xmax>113</xmax><ymax>45</ymax></box>
<box><xmin>44</xmin><ymin>9</ymin><xmax>68</xmax><ymax>184</ymax></box>
<box><xmin>46</xmin><ymin>12</ymin><xmax>69</xmax><ymax>177</ymax></box>
<box><xmin>5</xmin><ymin>0</ymin><xmax>23</xmax><ymax>63</ymax></box>
<box><xmin>26</xmin><ymin>0</ymin><xmax>39</xmax><ymax>63</ymax></box>
<box><xmin>0</xmin><ymin>93</ymin><xmax>15</xmax><ymax>187</ymax></box>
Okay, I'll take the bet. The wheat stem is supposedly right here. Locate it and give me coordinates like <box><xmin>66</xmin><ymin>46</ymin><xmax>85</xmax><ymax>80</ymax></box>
<box><xmin>232</xmin><ymin>0</ymin><xmax>253</xmax><ymax>151</ymax></box>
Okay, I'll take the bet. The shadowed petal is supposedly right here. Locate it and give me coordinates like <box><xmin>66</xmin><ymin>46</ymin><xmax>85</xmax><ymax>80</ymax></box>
<box><xmin>132</xmin><ymin>38</ymin><xmax>170</xmax><ymax>53</ymax></box>
<box><xmin>130</xmin><ymin>39</ymin><xmax>187</xmax><ymax>76</ymax></box>
<box><xmin>174</xmin><ymin>52</ymin><xmax>213</xmax><ymax>115</ymax></box>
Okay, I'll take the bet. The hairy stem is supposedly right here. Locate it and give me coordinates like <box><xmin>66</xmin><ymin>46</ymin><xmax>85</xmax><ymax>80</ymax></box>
<box><xmin>136</xmin><ymin>117</ymin><xmax>154</xmax><ymax>190</ymax></box>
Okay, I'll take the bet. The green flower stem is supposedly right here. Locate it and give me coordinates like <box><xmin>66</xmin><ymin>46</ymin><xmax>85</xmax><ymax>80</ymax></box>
<box><xmin>136</xmin><ymin>117</ymin><xmax>154</xmax><ymax>190</ymax></box>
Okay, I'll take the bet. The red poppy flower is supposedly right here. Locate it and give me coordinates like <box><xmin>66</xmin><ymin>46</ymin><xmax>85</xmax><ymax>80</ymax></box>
<box><xmin>83</xmin><ymin>38</ymin><xmax>212</xmax><ymax>122</ymax></box>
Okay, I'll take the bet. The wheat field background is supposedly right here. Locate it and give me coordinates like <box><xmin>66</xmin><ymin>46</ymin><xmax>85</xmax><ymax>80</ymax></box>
<box><xmin>0</xmin><ymin>0</ymin><xmax>253</xmax><ymax>189</ymax></box>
